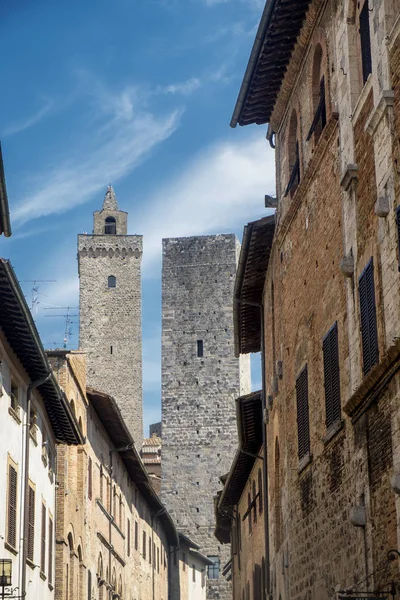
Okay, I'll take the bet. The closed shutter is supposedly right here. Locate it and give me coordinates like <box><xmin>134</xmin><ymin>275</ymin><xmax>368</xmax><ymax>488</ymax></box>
<box><xmin>48</xmin><ymin>516</ymin><xmax>53</xmax><ymax>585</ymax></box>
<box><xmin>296</xmin><ymin>366</ymin><xmax>310</xmax><ymax>460</ymax></box>
<box><xmin>27</xmin><ymin>486</ymin><xmax>35</xmax><ymax>561</ymax></box>
<box><xmin>135</xmin><ymin>521</ymin><xmax>138</xmax><ymax>550</ymax></box>
<box><xmin>88</xmin><ymin>457</ymin><xmax>92</xmax><ymax>500</ymax></box>
<box><xmin>127</xmin><ymin>518</ymin><xmax>130</xmax><ymax>557</ymax></box>
<box><xmin>396</xmin><ymin>206</ymin><xmax>400</xmax><ymax>270</ymax></box>
<box><xmin>359</xmin><ymin>259</ymin><xmax>379</xmax><ymax>375</ymax></box>
<box><xmin>40</xmin><ymin>503</ymin><xmax>46</xmax><ymax>574</ymax></box>
<box><xmin>323</xmin><ymin>322</ymin><xmax>341</xmax><ymax>429</ymax></box>
<box><xmin>359</xmin><ymin>0</ymin><xmax>372</xmax><ymax>83</ymax></box>
<box><xmin>7</xmin><ymin>464</ymin><xmax>17</xmax><ymax>548</ymax></box>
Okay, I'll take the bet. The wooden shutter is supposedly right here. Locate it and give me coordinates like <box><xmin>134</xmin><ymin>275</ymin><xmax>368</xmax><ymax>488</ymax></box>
<box><xmin>296</xmin><ymin>366</ymin><xmax>310</xmax><ymax>460</ymax></box>
<box><xmin>88</xmin><ymin>457</ymin><xmax>92</xmax><ymax>500</ymax></box>
<box><xmin>27</xmin><ymin>485</ymin><xmax>35</xmax><ymax>561</ymax></box>
<box><xmin>359</xmin><ymin>259</ymin><xmax>379</xmax><ymax>375</ymax></box>
<box><xmin>323</xmin><ymin>322</ymin><xmax>341</xmax><ymax>429</ymax></box>
<box><xmin>40</xmin><ymin>503</ymin><xmax>46</xmax><ymax>574</ymax></box>
<box><xmin>7</xmin><ymin>464</ymin><xmax>17</xmax><ymax>548</ymax></box>
<box><xmin>396</xmin><ymin>207</ymin><xmax>400</xmax><ymax>270</ymax></box>
<box><xmin>359</xmin><ymin>0</ymin><xmax>372</xmax><ymax>83</ymax></box>
<box><xmin>48</xmin><ymin>516</ymin><xmax>53</xmax><ymax>585</ymax></box>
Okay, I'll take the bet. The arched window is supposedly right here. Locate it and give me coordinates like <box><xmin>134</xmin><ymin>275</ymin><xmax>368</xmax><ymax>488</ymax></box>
<box><xmin>118</xmin><ymin>574</ymin><xmax>123</xmax><ymax>598</ymax></box>
<box><xmin>252</xmin><ymin>480</ymin><xmax>257</xmax><ymax>525</ymax></box>
<box><xmin>307</xmin><ymin>44</ymin><xmax>327</xmax><ymax>143</ymax></box>
<box><xmin>108</xmin><ymin>275</ymin><xmax>116</xmax><ymax>288</ymax></box>
<box><xmin>104</xmin><ymin>216</ymin><xmax>116</xmax><ymax>235</ymax></box>
<box><xmin>77</xmin><ymin>545</ymin><xmax>84</xmax><ymax>600</ymax></box>
<box><xmin>112</xmin><ymin>568</ymin><xmax>117</xmax><ymax>593</ymax></box>
<box><xmin>258</xmin><ymin>469</ymin><xmax>263</xmax><ymax>515</ymax></box>
<box><xmin>285</xmin><ymin>109</ymin><xmax>300</xmax><ymax>196</ymax></box>
<box><xmin>97</xmin><ymin>554</ymin><xmax>104</xmax><ymax>600</ymax></box>
<box><xmin>247</xmin><ymin>493</ymin><xmax>252</xmax><ymax>535</ymax></box>
<box><xmin>70</xmin><ymin>399</ymin><xmax>76</xmax><ymax>417</ymax></box>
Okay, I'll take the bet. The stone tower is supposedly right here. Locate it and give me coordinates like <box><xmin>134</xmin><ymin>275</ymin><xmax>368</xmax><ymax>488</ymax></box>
<box><xmin>78</xmin><ymin>185</ymin><xmax>143</xmax><ymax>447</ymax></box>
<box><xmin>161</xmin><ymin>234</ymin><xmax>251</xmax><ymax>600</ymax></box>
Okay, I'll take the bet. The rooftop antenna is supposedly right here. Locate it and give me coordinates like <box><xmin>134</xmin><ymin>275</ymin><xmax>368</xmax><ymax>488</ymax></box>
<box><xmin>19</xmin><ymin>280</ymin><xmax>57</xmax><ymax>314</ymax></box>
<box><xmin>44</xmin><ymin>306</ymin><xmax>79</xmax><ymax>348</ymax></box>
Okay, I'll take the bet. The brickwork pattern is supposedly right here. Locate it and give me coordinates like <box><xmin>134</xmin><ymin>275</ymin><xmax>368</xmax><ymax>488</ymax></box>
<box><xmin>161</xmin><ymin>234</ymin><xmax>251</xmax><ymax>600</ymax></box>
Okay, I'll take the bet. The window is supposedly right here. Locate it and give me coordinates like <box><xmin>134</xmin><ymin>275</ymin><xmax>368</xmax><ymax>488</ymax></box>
<box><xmin>41</xmin><ymin>503</ymin><xmax>46</xmax><ymax>575</ymax></box>
<box><xmin>285</xmin><ymin>110</ymin><xmax>300</xmax><ymax>196</ymax></box>
<box><xmin>252</xmin><ymin>480</ymin><xmax>257</xmax><ymax>525</ymax></box>
<box><xmin>201</xmin><ymin>569</ymin><xmax>206</xmax><ymax>587</ymax></box>
<box><xmin>108</xmin><ymin>275</ymin><xmax>116</xmax><ymax>288</ymax></box>
<box><xmin>88</xmin><ymin>457</ymin><xmax>92</xmax><ymax>501</ymax></box>
<box><xmin>87</xmin><ymin>570</ymin><xmax>91</xmax><ymax>600</ymax></box>
<box><xmin>197</xmin><ymin>340</ymin><xmax>203</xmax><ymax>358</ymax></box>
<box><xmin>296</xmin><ymin>365</ymin><xmax>310</xmax><ymax>460</ymax></box>
<box><xmin>359</xmin><ymin>259</ymin><xmax>379</xmax><ymax>375</ymax></box>
<box><xmin>182</xmin><ymin>552</ymin><xmax>186</xmax><ymax>571</ymax></box>
<box><xmin>99</xmin><ymin>466</ymin><xmax>104</xmax><ymax>503</ymax></box>
<box><xmin>258</xmin><ymin>469</ymin><xmax>263</xmax><ymax>515</ymax></box>
<box><xmin>127</xmin><ymin>519</ymin><xmax>131</xmax><ymax>557</ymax></box>
<box><xmin>10</xmin><ymin>380</ymin><xmax>19</xmax><ymax>415</ymax></box>
<box><xmin>149</xmin><ymin>538</ymin><xmax>152</xmax><ymax>564</ymax></box>
<box><xmin>207</xmin><ymin>556</ymin><xmax>220</xmax><ymax>580</ymax></box>
<box><xmin>29</xmin><ymin>406</ymin><xmax>38</xmax><ymax>443</ymax></box>
<box><xmin>192</xmin><ymin>564</ymin><xmax>196</xmax><ymax>583</ymax></box>
<box><xmin>48</xmin><ymin>515</ymin><xmax>53</xmax><ymax>586</ymax></box>
<box><xmin>359</xmin><ymin>0</ymin><xmax>372</xmax><ymax>85</ymax></box>
<box><xmin>323</xmin><ymin>322</ymin><xmax>341</xmax><ymax>429</ymax></box>
<box><xmin>134</xmin><ymin>521</ymin><xmax>138</xmax><ymax>550</ymax></box>
<box><xmin>7</xmin><ymin>461</ymin><xmax>18</xmax><ymax>549</ymax></box>
<box><xmin>143</xmin><ymin>531</ymin><xmax>146</xmax><ymax>559</ymax></box>
<box><xmin>157</xmin><ymin>547</ymin><xmax>160</xmax><ymax>573</ymax></box>
<box><xmin>247</xmin><ymin>493</ymin><xmax>252</xmax><ymax>534</ymax></box>
<box><xmin>104</xmin><ymin>216</ymin><xmax>116</xmax><ymax>235</ymax></box>
<box><xmin>27</xmin><ymin>483</ymin><xmax>35</xmax><ymax>562</ymax></box>
<box><xmin>307</xmin><ymin>45</ymin><xmax>327</xmax><ymax>142</ymax></box>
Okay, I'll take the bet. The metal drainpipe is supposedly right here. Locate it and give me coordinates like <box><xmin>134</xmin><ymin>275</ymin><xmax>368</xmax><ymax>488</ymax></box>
<box><xmin>21</xmin><ymin>372</ymin><xmax>52</xmax><ymax>599</ymax></box>
<box><xmin>260</xmin><ymin>305</ymin><xmax>271</xmax><ymax>599</ymax></box>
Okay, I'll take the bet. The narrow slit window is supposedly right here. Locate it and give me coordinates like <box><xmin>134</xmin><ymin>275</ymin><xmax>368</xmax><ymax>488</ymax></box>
<box><xmin>197</xmin><ymin>340</ymin><xmax>204</xmax><ymax>358</ymax></box>
<box><xmin>108</xmin><ymin>275</ymin><xmax>116</xmax><ymax>288</ymax></box>
<box><xmin>359</xmin><ymin>0</ymin><xmax>372</xmax><ymax>85</ymax></box>
<box><xmin>296</xmin><ymin>365</ymin><xmax>310</xmax><ymax>460</ymax></box>
<box><xmin>323</xmin><ymin>322</ymin><xmax>341</xmax><ymax>429</ymax></box>
<box><xmin>359</xmin><ymin>258</ymin><xmax>379</xmax><ymax>375</ymax></box>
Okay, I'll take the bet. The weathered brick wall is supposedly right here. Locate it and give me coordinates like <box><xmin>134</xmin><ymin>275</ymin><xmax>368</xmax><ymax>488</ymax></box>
<box><xmin>78</xmin><ymin>222</ymin><xmax>143</xmax><ymax>448</ymax></box>
<box><xmin>161</xmin><ymin>234</ymin><xmax>251</xmax><ymax>600</ymax></box>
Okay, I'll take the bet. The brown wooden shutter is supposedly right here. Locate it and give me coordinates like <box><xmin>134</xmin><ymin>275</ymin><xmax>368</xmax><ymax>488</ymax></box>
<box><xmin>41</xmin><ymin>503</ymin><xmax>46</xmax><ymax>574</ymax></box>
<box><xmin>27</xmin><ymin>485</ymin><xmax>35</xmax><ymax>561</ymax></box>
<box><xmin>359</xmin><ymin>0</ymin><xmax>372</xmax><ymax>84</ymax></box>
<box><xmin>48</xmin><ymin>516</ymin><xmax>53</xmax><ymax>585</ymax></box>
<box><xmin>296</xmin><ymin>365</ymin><xmax>310</xmax><ymax>459</ymax></box>
<box><xmin>359</xmin><ymin>259</ymin><xmax>379</xmax><ymax>375</ymax></box>
<box><xmin>7</xmin><ymin>464</ymin><xmax>17</xmax><ymax>548</ymax></box>
<box><xmin>323</xmin><ymin>322</ymin><xmax>341</xmax><ymax>429</ymax></box>
<box><xmin>88</xmin><ymin>457</ymin><xmax>92</xmax><ymax>500</ymax></box>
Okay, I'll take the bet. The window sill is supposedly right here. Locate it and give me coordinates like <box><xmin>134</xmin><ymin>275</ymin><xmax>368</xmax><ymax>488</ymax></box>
<box><xmin>323</xmin><ymin>420</ymin><xmax>344</xmax><ymax>445</ymax></box>
<box><xmin>40</xmin><ymin>571</ymin><xmax>46</xmax><ymax>581</ymax></box>
<box><xmin>8</xmin><ymin>406</ymin><xmax>21</xmax><ymax>424</ymax></box>
<box><xmin>30</xmin><ymin>432</ymin><xmax>38</xmax><ymax>446</ymax></box>
<box><xmin>48</xmin><ymin>583</ymin><xmax>54</xmax><ymax>591</ymax></box>
<box><xmin>26</xmin><ymin>558</ymin><xmax>36</xmax><ymax>570</ymax></box>
<box><xmin>344</xmin><ymin>339</ymin><xmax>400</xmax><ymax>423</ymax></box>
<box><xmin>4</xmin><ymin>541</ymin><xmax>18</xmax><ymax>556</ymax></box>
<box><xmin>351</xmin><ymin>75</ymin><xmax>372</xmax><ymax>125</ymax></box>
<box><xmin>298</xmin><ymin>452</ymin><xmax>312</xmax><ymax>474</ymax></box>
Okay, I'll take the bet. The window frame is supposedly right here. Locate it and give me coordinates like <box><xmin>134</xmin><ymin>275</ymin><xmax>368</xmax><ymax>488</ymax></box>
<box><xmin>6</xmin><ymin>457</ymin><xmax>18</xmax><ymax>551</ymax></box>
<box><xmin>323</xmin><ymin>322</ymin><xmax>342</xmax><ymax>431</ymax></box>
<box><xmin>359</xmin><ymin>258</ymin><xmax>379</xmax><ymax>376</ymax></box>
<box><xmin>207</xmin><ymin>556</ymin><xmax>220</xmax><ymax>580</ymax></box>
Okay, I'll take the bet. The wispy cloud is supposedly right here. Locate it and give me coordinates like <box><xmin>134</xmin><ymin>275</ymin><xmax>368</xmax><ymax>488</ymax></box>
<box><xmin>12</xmin><ymin>79</ymin><xmax>183</xmax><ymax>224</ymax></box>
<box><xmin>156</xmin><ymin>77</ymin><xmax>201</xmax><ymax>96</ymax></box>
<box><xmin>3</xmin><ymin>98</ymin><xmax>54</xmax><ymax>136</ymax></box>
<box><xmin>136</xmin><ymin>134</ymin><xmax>275</xmax><ymax>277</ymax></box>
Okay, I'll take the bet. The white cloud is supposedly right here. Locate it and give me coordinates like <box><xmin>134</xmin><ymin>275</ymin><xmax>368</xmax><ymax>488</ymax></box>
<box><xmin>136</xmin><ymin>134</ymin><xmax>275</xmax><ymax>277</ymax></box>
<box><xmin>12</xmin><ymin>80</ymin><xmax>182</xmax><ymax>224</ymax></box>
<box><xmin>3</xmin><ymin>97</ymin><xmax>54</xmax><ymax>136</ymax></box>
<box><xmin>156</xmin><ymin>78</ymin><xmax>201</xmax><ymax>96</ymax></box>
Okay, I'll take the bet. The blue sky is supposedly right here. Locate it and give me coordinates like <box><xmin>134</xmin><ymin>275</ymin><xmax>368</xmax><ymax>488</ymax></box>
<box><xmin>0</xmin><ymin>0</ymin><xmax>275</xmax><ymax>435</ymax></box>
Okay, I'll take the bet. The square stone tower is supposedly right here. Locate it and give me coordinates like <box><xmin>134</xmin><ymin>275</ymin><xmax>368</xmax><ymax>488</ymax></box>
<box><xmin>78</xmin><ymin>185</ymin><xmax>143</xmax><ymax>447</ymax></box>
<box><xmin>161</xmin><ymin>234</ymin><xmax>251</xmax><ymax>600</ymax></box>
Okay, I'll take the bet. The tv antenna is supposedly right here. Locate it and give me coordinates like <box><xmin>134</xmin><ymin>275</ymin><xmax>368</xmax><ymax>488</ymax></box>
<box><xmin>44</xmin><ymin>306</ymin><xmax>79</xmax><ymax>348</ymax></box>
<box><xmin>19</xmin><ymin>280</ymin><xmax>57</xmax><ymax>314</ymax></box>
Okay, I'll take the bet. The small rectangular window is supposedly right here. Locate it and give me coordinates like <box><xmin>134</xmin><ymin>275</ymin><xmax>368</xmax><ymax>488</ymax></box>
<box><xmin>149</xmin><ymin>538</ymin><xmax>152</xmax><ymax>564</ymax></box>
<box><xmin>197</xmin><ymin>340</ymin><xmax>203</xmax><ymax>358</ymax></box>
<box><xmin>207</xmin><ymin>556</ymin><xmax>220</xmax><ymax>580</ymax></box>
<box><xmin>127</xmin><ymin>518</ymin><xmax>131</xmax><ymax>557</ymax></box>
<box><xmin>143</xmin><ymin>531</ymin><xmax>146</xmax><ymax>559</ymax></box>
<box><xmin>359</xmin><ymin>258</ymin><xmax>379</xmax><ymax>375</ymax></box>
<box><xmin>192</xmin><ymin>564</ymin><xmax>196</xmax><ymax>582</ymax></box>
<box><xmin>135</xmin><ymin>521</ymin><xmax>139</xmax><ymax>550</ymax></box>
<box><xmin>323</xmin><ymin>323</ymin><xmax>341</xmax><ymax>429</ymax></box>
<box><xmin>296</xmin><ymin>365</ymin><xmax>310</xmax><ymax>460</ymax></box>
<box><xmin>10</xmin><ymin>381</ymin><xmax>19</xmax><ymax>413</ymax></box>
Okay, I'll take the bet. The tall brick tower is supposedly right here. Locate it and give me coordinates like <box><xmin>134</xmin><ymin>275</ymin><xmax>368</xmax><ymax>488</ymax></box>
<box><xmin>161</xmin><ymin>234</ymin><xmax>251</xmax><ymax>600</ymax></box>
<box><xmin>78</xmin><ymin>185</ymin><xmax>143</xmax><ymax>447</ymax></box>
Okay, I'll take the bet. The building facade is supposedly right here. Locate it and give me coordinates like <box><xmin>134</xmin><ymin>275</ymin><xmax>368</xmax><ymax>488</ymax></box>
<box><xmin>78</xmin><ymin>185</ymin><xmax>143</xmax><ymax>447</ymax></box>
<box><xmin>0</xmin><ymin>259</ymin><xmax>82</xmax><ymax>600</ymax></box>
<box><xmin>47</xmin><ymin>350</ymin><xmax>178</xmax><ymax>600</ymax></box>
<box><xmin>226</xmin><ymin>0</ymin><xmax>400</xmax><ymax>598</ymax></box>
<box><xmin>161</xmin><ymin>234</ymin><xmax>251</xmax><ymax>600</ymax></box>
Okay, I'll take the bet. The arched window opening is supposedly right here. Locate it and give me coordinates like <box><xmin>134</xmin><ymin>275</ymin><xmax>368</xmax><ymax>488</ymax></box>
<box><xmin>97</xmin><ymin>554</ymin><xmax>104</xmax><ymax>600</ymax></box>
<box><xmin>247</xmin><ymin>493</ymin><xmax>252</xmax><ymax>535</ymax></box>
<box><xmin>258</xmin><ymin>469</ymin><xmax>263</xmax><ymax>515</ymax></box>
<box><xmin>104</xmin><ymin>216</ymin><xmax>116</xmax><ymax>235</ymax></box>
<box><xmin>252</xmin><ymin>480</ymin><xmax>257</xmax><ymax>525</ymax></box>
<box><xmin>78</xmin><ymin>416</ymin><xmax>83</xmax><ymax>435</ymax></box>
<box><xmin>70</xmin><ymin>399</ymin><xmax>76</xmax><ymax>417</ymax></box>
<box><xmin>77</xmin><ymin>545</ymin><xmax>84</xmax><ymax>600</ymax></box>
<box><xmin>285</xmin><ymin>110</ymin><xmax>300</xmax><ymax>196</ymax></box>
<box><xmin>274</xmin><ymin>439</ymin><xmax>283</xmax><ymax>551</ymax></box>
<box><xmin>118</xmin><ymin>574</ymin><xmax>123</xmax><ymax>597</ymax></box>
<box><xmin>108</xmin><ymin>275</ymin><xmax>116</xmax><ymax>288</ymax></box>
<box><xmin>307</xmin><ymin>44</ymin><xmax>327</xmax><ymax>143</ymax></box>
<box><xmin>112</xmin><ymin>568</ymin><xmax>117</xmax><ymax>593</ymax></box>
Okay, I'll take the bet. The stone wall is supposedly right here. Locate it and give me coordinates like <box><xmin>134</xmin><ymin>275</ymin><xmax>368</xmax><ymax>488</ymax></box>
<box><xmin>161</xmin><ymin>234</ymin><xmax>251</xmax><ymax>600</ymax></box>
